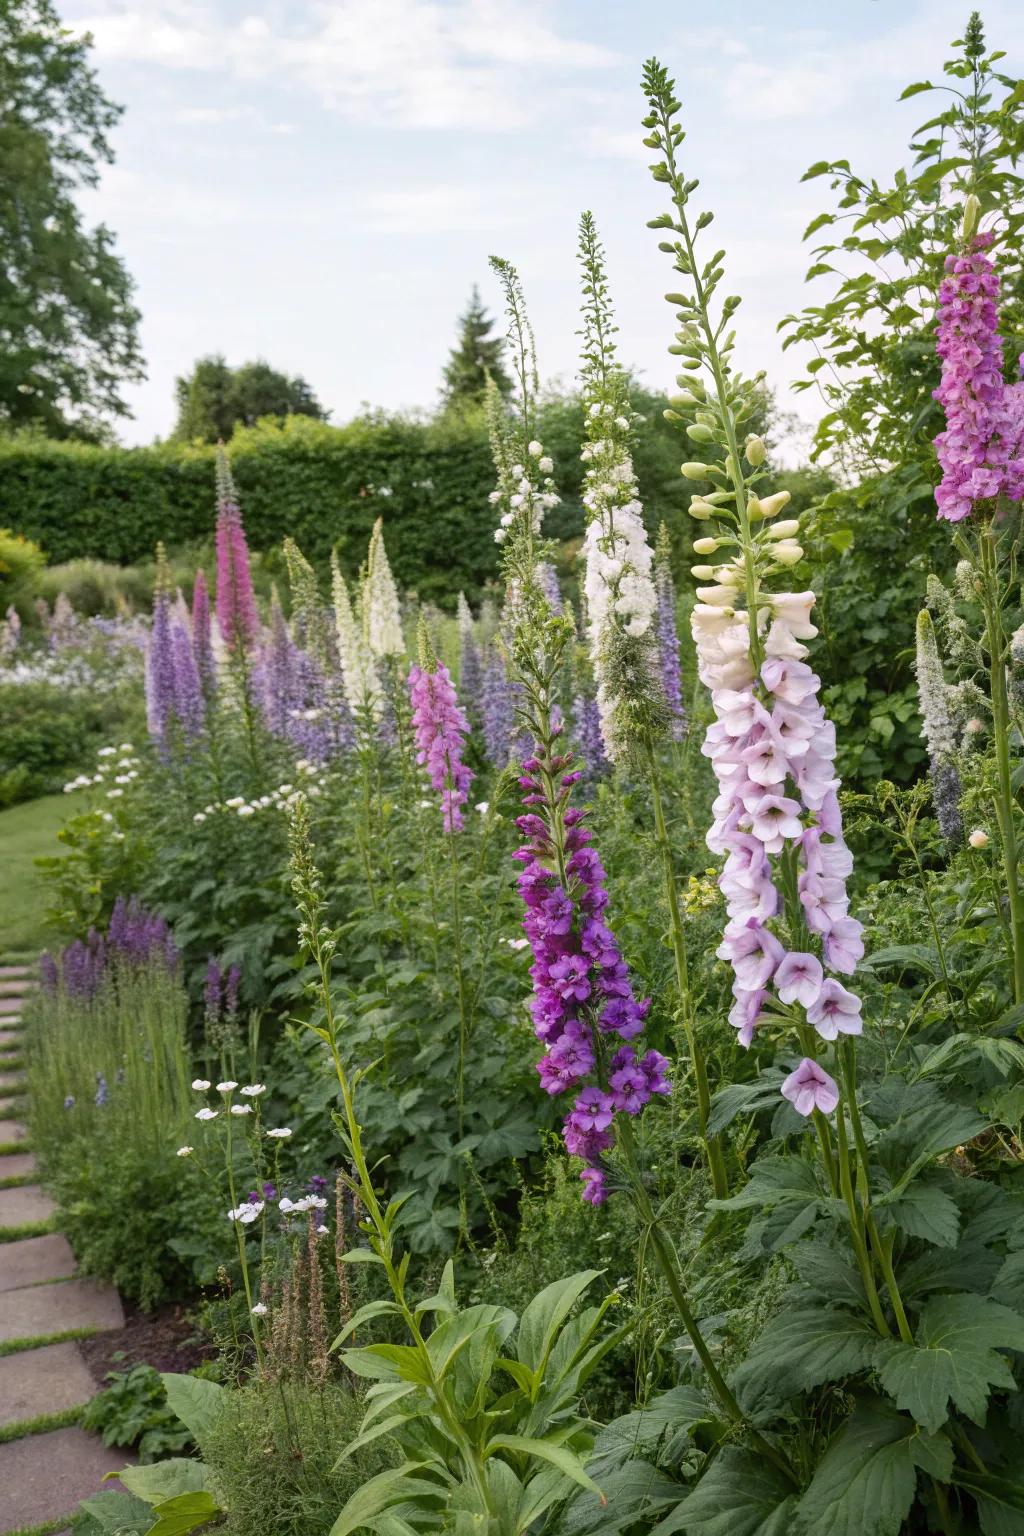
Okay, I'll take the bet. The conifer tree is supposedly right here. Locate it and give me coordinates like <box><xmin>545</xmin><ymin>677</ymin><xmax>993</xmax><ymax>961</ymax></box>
<box><xmin>440</xmin><ymin>286</ymin><xmax>512</xmax><ymax>408</ymax></box>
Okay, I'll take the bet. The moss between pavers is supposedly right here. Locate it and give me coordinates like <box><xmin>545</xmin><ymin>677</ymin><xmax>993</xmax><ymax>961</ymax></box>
<box><xmin>0</xmin><ymin>1404</ymin><xmax>85</xmax><ymax>1446</ymax></box>
<box><xmin>0</xmin><ymin>1171</ymin><xmax>31</xmax><ymax>1190</ymax></box>
<box><xmin>2</xmin><ymin>1518</ymin><xmax>76</xmax><ymax>1536</ymax></box>
<box><xmin>0</xmin><ymin>1327</ymin><xmax>99</xmax><ymax>1360</ymax></box>
<box><xmin>0</xmin><ymin>1218</ymin><xmax>58</xmax><ymax>1244</ymax></box>
<box><xmin>0</xmin><ymin>1141</ymin><xmax>30</xmax><ymax>1157</ymax></box>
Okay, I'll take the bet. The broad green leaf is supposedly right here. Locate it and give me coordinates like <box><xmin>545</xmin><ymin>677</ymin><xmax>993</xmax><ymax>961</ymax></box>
<box><xmin>952</xmin><ymin>1468</ymin><xmax>1024</xmax><ymax>1535</ymax></box>
<box><xmin>862</xmin><ymin>944</ymin><xmax>938</xmax><ymax>976</ymax></box>
<box><xmin>709</xmin><ymin>1156</ymin><xmax>819</xmax><ymax>1213</ymax></box>
<box><xmin>486</xmin><ymin>1434</ymin><xmax>602</xmax><ymax>1497</ymax></box>
<box><xmin>560</xmin><ymin>1460</ymin><xmax>683</xmax><ymax>1535</ymax></box>
<box><xmin>655</xmin><ymin>1448</ymin><xmax>797</xmax><ymax>1535</ymax></box>
<box><xmin>885</xmin><ymin>1183</ymin><xmax>961</xmax><ymax>1248</ymax></box>
<box><xmin>329</xmin><ymin>1463</ymin><xmax>447</xmax><ymax>1536</ymax></box>
<box><xmin>147</xmin><ymin>1491</ymin><xmax>221</xmax><ymax>1536</ymax></box>
<box><xmin>75</xmin><ymin>1490</ymin><xmax>155</xmax><ymax>1535</ymax></box>
<box><xmin>341</xmin><ymin>1342</ymin><xmax>433</xmax><ymax>1384</ymax></box>
<box><xmin>335</xmin><ymin>1411</ymin><xmax>414</xmax><ymax>1464</ymax></box>
<box><xmin>875</xmin><ymin>1294</ymin><xmax>1024</xmax><ymax>1432</ymax></box>
<box><xmin>119</xmin><ymin>1459</ymin><xmax>212</xmax><ymax>1505</ymax></box>
<box><xmin>516</xmin><ymin>1271</ymin><xmax>602</xmax><ymax>1375</ymax></box>
<box><xmin>992</xmin><ymin>1252</ymin><xmax>1024</xmax><ymax>1311</ymax></box>
<box><xmin>899</xmin><ymin>80</ymin><xmax>934</xmax><ymax>98</ymax></box>
<box><xmin>795</xmin><ymin>1400</ymin><xmax>920</xmax><ymax>1536</ymax></box>
<box><xmin>707</xmin><ymin>1076</ymin><xmax>786</xmax><ymax>1135</ymax></box>
<box><xmin>159</xmin><ymin>1375</ymin><xmax>225</xmax><ymax>1453</ymax></box>
<box><xmin>425</xmin><ymin>1303</ymin><xmax>516</xmax><ymax>1380</ymax></box>
<box><xmin>331</xmin><ymin>1298</ymin><xmax>402</xmax><ymax>1350</ymax></box>
<box><xmin>732</xmin><ymin>1307</ymin><xmax>878</xmax><ymax>1415</ymax></box>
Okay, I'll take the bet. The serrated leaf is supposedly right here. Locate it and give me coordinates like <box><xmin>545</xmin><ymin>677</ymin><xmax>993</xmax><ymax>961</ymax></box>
<box><xmin>795</xmin><ymin>1400</ymin><xmax>919</xmax><ymax>1536</ymax></box>
<box><xmin>732</xmin><ymin>1307</ymin><xmax>878</xmax><ymax>1415</ymax></box>
<box><xmin>159</xmin><ymin>1376</ymin><xmax>225</xmax><ymax>1453</ymax></box>
<box><xmin>486</xmin><ymin>1434</ymin><xmax>602</xmax><ymax>1496</ymax></box>
<box><xmin>875</xmin><ymin>1295</ymin><xmax>1024</xmax><ymax>1433</ymax></box>
<box><xmin>655</xmin><ymin>1449</ymin><xmax>797</xmax><ymax>1535</ymax></box>
<box><xmin>952</xmin><ymin>1468</ymin><xmax>1024</xmax><ymax>1535</ymax></box>
<box><xmin>561</xmin><ymin>1459</ymin><xmax>683</xmax><ymax>1535</ymax></box>
<box><xmin>886</xmin><ymin>1183</ymin><xmax>961</xmax><ymax>1247</ymax></box>
<box><xmin>900</xmin><ymin>80</ymin><xmax>934</xmax><ymax>98</ymax></box>
<box><xmin>119</xmin><ymin>1460</ymin><xmax>212</xmax><ymax>1505</ymax></box>
<box><xmin>329</xmin><ymin>1463</ymin><xmax>446</xmax><ymax>1536</ymax></box>
<box><xmin>146</xmin><ymin>1491</ymin><xmax>221</xmax><ymax>1536</ymax></box>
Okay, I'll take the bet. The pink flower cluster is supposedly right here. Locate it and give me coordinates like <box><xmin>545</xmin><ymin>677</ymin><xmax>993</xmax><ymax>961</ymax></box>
<box><xmin>934</xmin><ymin>233</ymin><xmax>1024</xmax><ymax>522</ymax></box>
<box><xmin>407</xmin><ymin>663</ymin><xmax>474</xmax><ymax>832</ymax></box>
<box><xmin>215</xmin><ymin>499</ymin><xmax>260</xmax><ymax>651</ymax></box>
<box><xmin>693</xmin><ymin>591</ymin><xmax>864</xmax><ymax>1117</ymax></box>
<box><xmin>515</xmin><ymin>739</ymin><xmax>669</xmax><ymax>1204</ymax></box>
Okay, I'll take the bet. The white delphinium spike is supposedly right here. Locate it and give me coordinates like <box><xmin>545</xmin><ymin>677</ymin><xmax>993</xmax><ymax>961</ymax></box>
<box><xmin>364</xmin><ymin>518</ymin><xmax>405</xmax><ymax>658</ymax></box>
<box><xmin>331</xmin><ymin>551</ymin><xmax>381</xmax><ymax>717</ymax></box>
<box><xmin>915</xmin><ymin>609</ymin><xmax>963</xmax><ymax>845</ymax></box>
<box><xmin>577</xmin><ymin>212</ymin><xmax>663</xmax><ymax>761</ymax></box>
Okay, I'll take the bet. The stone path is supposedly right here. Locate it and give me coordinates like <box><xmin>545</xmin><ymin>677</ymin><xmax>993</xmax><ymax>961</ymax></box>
<box><xmin>0</xmin><ymin>964</ymin><xmax>132</xmax><ymax>1535</ymax></box>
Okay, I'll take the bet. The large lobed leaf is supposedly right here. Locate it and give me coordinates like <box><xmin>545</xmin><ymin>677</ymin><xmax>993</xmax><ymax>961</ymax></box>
<box><xmin>875</xmin><ymin>1295</ymin><xmax>1024</xmax><ymax>1434</ymax></box>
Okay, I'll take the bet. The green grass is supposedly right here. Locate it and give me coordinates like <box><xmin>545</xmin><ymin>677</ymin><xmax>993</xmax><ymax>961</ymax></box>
<box><xmin>2</xmin><ymin>1518</ymin><xmax>80</xmax><ymax>1536</ymax></box>
<box><xmin>0</xmin><ymin>1403</ymin><xmax>85</xmax><ymax>1445</ymax></box>
<box><xmin>0</xmin><ymin>793</ymin><xmax>67</xmax><ymax>956</ymax></box>
<box><xmin>0</xmin><ymin>1170</ymin><xmax>31</xmax><ymax>1189</ymax></box>
<box><xmin>0</xmin><ymin>1326</ymin><xmax>98</xmax><ymax>1359</ymax></box>
<box><xmin>0</xmin><ymin>1140</ymin><xmax>30</xmax><ymax>1155</ymax></box>
<box><xmin>0</xmin><ymin>1216</ymin><xmax>57</xmax><ymax>1243</ymax></box>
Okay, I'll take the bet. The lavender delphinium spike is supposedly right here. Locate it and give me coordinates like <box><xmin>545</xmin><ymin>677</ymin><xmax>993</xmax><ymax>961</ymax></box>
<box><xmin>481</xmin><ymin>641</ymin><xmax>516</xmax><ymax>766</ymax></box>
<box><xmin>571</xmin><ymin>691</ymin><xmax>608</xmax><ymax>784</ymax></box>
<box><xmin>191</xmin><ymin>568</ymin><xmax>216</xmax><ymax>694</ymax></box>
<box><xmin>655</xmin><ymin>524</ymin><xmax>687</xmax><ymax>742</ymax></box>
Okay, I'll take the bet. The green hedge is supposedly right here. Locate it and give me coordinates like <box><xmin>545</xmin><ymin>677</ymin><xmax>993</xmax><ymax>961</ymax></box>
<box><xmin>0</xmin><ymin>397</ymin><xmax>694</xmax><ymax>601</ymax></box>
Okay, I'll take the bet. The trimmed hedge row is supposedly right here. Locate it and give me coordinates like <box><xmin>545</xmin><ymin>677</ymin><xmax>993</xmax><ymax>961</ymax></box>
<box><xmin>0</xmin><ymin>400</ymin><xmax>692</xmax><ymax>600</ymax></box>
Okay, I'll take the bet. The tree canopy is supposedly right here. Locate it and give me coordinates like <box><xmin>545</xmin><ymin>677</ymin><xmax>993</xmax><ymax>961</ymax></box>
<box><xmin>0</xmin><ymin>0</ymin><xmax>144</xmax><ymax>439</ymax></box>
<box><xmin>440</xmin><ymin>285</ymin><xmax>512</xmax><ymax>408</ymax></box>
<box><xmin>172</xmin><ymin>356</ymin><xmax>329</xmax><ymax>443</ymax></box>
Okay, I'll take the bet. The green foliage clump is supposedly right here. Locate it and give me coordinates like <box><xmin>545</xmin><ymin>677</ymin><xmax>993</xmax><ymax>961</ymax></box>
<box><xmin>81</xmin><ymin>1363</ymin><xmax>195</xmax><ymax>1462</ymax></box>
<box><xmin>172</xmin><ymin>355</ymin><xmax>329</xmax><ymax>444</ymax></box>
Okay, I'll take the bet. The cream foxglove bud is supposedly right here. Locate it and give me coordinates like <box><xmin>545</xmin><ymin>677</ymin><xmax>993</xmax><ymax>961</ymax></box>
<box><xmin>961</xmin><ymin>193</ymin><xmax>981</xmax><ymax>243</ymax></box>
<box><xmin>692</xmin><ymin>537</ymin><xmax>719</xmax><ymax>554</ymax></box>
<box><xmin>772</xmin><ymin>542</ymin><xmax>804</xmax><ymax>566</ymax></box>
<box><xmin>688</xmin><ymin>499</ymin><xmax>714</xmax><ymax>520</ymax></box>
<box><xmin>767</xmin><ymin>519</ymin><xmax>800</xmax><ymax>540</ymax></box>
<box><xmin>691</xmin><ymin>565</ymin><xmax>716</xmax><ymax>580</ymax></box>
<box><xmin>969</xmin><ymin>828</ymin><xmax>989</xmax><ymax>849</ymax></box>
<box><xmin>744</xmin><ymin>435</ymin><xmax>766</xmax><ymax>466</ymax></box>
<box><xmin>681</xmin><ymin>462</ymin><xmax>710</xmax><ymax>479</ymax></box>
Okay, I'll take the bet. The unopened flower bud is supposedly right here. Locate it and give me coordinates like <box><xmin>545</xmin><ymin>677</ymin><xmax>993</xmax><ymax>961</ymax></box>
<box><xmin>744</xmin><ymin>435</ymin><xmax>766</xmax><ymax>466</ymax></box>
<box><xmin>968</xmin><ymin>828</ymin><xmax>989</xmax><ymax>849</ymax></box>
<box><xmin>772</xmin><ymin>542</ymin><xmax>804</xmax><ymax>566</ymax></box>
<box><xmin>681</xmin><ymin>462</ymin><xmax>709</xmax><ymax>480</ymax></box>
<box><xmin>692</xmin><ymin>537</ymin><xmax>719</xmax><ymax>555</ymax></box>
<box><xmin>756</xmin><ymin>490</ymin><xmax>792</xmax><ymax>519</ymax></box>
<box><xmin>691</xmin><ymin>565</ymin><xmax>716</xmax><ymax>580</ymax></box>
<box><xmin>688</xmin><ymin>499</ymin><xmax>714</xmax><ymax>520</ymax></box>
<box><xmin>767</xmin><ymin>519</ymin><xmax>801</xmax><ymax>540</ymax></box>
<box><xmin>961</xmin><ymin>193</ymin><xmax>981</xmax><ymax>243</ymax></box>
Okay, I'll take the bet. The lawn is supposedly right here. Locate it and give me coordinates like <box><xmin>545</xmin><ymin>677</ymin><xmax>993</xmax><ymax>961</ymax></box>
<box><xmin>0</xmin><ymin>795</ymin><xmax>68</xmax><ymax>959</ymax></box>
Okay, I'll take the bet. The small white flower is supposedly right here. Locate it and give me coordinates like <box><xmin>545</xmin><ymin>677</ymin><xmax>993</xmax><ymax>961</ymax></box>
<box><xmin>266</xmin><ymin>1127</ymin><xmax>292</xmax><ymax>1139</ymax></box>
<box><xmin>475</xmin><ymin>801</ymin><xmax>489</xmax><ymax>814</ymax></box>
<box><xmin>97</xmin><ymin>746</ymin><xmax>116</xmax><ymax>757</ymax></box>
<box><xmin>227</xmin><ymin>1200</ymin><xmax>264</xmax><ymax>1224</ymax></box>
<box><xmin>114</xmin><ymin>774</ymin><xmax>130</xmax><ymax>785</ymax></box>
<box><xmin>316</xmin><ymin>1224</ymin><xmax>329</xmax><ymax>1236</ymax></box>
<box><xmin>216</xmin><ymin>1080</ymin><xmax>238</xmax><ymax>1093</ymax></box>
<box><xmin>278</xmin><ymin>784</ymin><xmax>293</xmax><ymax>795</ymax></box>
<box><xmin>176</xmin><ymin>1146</ymin><xmax>193</xmax><ymax>1157</ymax></box>
<box><xmin>106</xmin><ymin>788</ymin><xmax>124</xmax><ymax>799</ymax></box>
<box><xmin>225</xmin><ymin>796</ymin><xmax>245</xmax><ymax>809</ymax></box>
<box><xmin>240</xmin><ymin>1084</ymin><xmax>265</xmax><ymax>1097</ymax></box>
<box><xmin>251</xmin><ymin>1302</ymin><xmax>268</xmax><ymax>1316</ymax></box>
<box><xmin>230</xmin><ymin>1103</ymin><xmax>253</xmax><ymax>1116</ymax></box>
<box><xmin>193</xmin><ymin>812</ymin><xmax>206</xmax><ymax>824</ymax></box>
<box><xmin>192</xmin><ymin>1079</ymin><xmax>211</xmax><ymax>1091</ymax></box>
<box><xmin>119</xmin><ymin>743</ymin><xmax>133</xmax><ymax>752</ymax></box>
<box><xmin>237</xmin><ymin>804</ymin><xmax>255</xmax><ymax>817</ymax></box>
<box><xmin>969</xmin><ymin>828</ymin><xmax>990</xmax><ymax>849</ymax></box>
<box><xmin>965</xmin><ymin>717</ymin><xmax>984</xmax><ymax>735</ymax></box>
<box><xmin>195</xmin><ymin>1107</ymin><xmax>219</xmax><ymax>1122</ymax></box>
<box><xmin>507</xmin><ymin>937</ymin><xmax>530</xmax><ymax>951</ymax></box>
<box><xmin>102</xmin><ymin>813</ymin><xmax>113</xmax><ymax>823</ymax></box>
<box><xmin>527</xmin><ymin>440</ymin><xmax>543</xmax><ymax>457</ymax></box>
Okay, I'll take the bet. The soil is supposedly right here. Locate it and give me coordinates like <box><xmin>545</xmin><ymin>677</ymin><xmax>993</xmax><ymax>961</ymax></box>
<box><xmin>79</xmin><ymin>1300</ymin><xmax>214</xmax><ymax>1382</ymax></box>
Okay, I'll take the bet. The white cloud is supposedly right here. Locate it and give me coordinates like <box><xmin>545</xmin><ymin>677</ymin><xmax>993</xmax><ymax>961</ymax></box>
<box><xmin>67</xmin><ymin>0</ymin><xmax>616</xmax><ymax>129</ymax></box>
<box><xmin>356</xmin><ymin>183</ymin><xmax>521</xmax><ymax>234</ymax></box>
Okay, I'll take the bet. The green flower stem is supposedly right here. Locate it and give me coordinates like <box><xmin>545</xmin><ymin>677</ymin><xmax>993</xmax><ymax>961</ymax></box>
<box><xmin>980</xmin><ymin>523</ymin><xmax>1024</xmax><ymax>1003</ymax></box>
<box><xmin>223</xmin><ymin>1101</ymin><xmax>264</xmax><ymax>1368</ymax></box>
<box><xmin>616</xmin><ymin>1118</ymin><xmax>796</xmax><ymax>1485</ymax></box>
<box><xmin>832</xmin><ymin>1090</ymin><xmax>890</xmax><ymax>1338</ymax></box>
<box><xmin>643</xmin><ymin>737</ymin><xmax>728</xmax><ymax>1198</ymax></box>
<box><xmin>446</xmin><ymin>818</ymin><xmax>471</xmax><ymax>1140</ymax></box>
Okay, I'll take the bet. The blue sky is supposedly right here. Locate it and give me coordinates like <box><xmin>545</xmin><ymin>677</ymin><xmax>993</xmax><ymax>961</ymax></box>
<box><xmin>66</xmin><ymin>0</ymin><xmax>1024</xmax><ymax>446</ymax></box>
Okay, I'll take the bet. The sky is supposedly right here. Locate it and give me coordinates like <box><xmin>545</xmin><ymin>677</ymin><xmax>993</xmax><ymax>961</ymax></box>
<box><xmin>63</xmin><ymin>0</ymin><xmax>1024</xmax><ymax>448</ymax></box>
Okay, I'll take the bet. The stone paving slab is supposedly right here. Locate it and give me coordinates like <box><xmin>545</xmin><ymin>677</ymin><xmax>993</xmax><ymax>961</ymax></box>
<box><xmin>0</xmin><ymin>1151</ymin><xmax>36</xmax><ymax>1182</ymax></box>
<box><xmin>0</xmin><ymin>1232</ymin><xmax>73</xmax><ymax>1294</ymax></box>
<box><xmin>0</xmin><ymin>998</ymin><xmax>24</xmax><ymax>1015</ymax></box>
<box><xmin>1</xmin><ymin>1277</ymin><xmax>123</xmax><ymax>1344</ymax></box>
<box><xmin>0</xmin><ymin>967</ymin><xmax>31</xmax><ymax>980</ymax></box>
<box><xmin>0</xmin><ymin>1427</ymin><xmax>129</xmax><ymax>1532</ymax></box>
<box><xmin>0</xmin><ymin>1120</ymin><xmax>28</xmax><ymax>1144</ymax></box>
<box><xmin>0</xmin><ymin>1341</ymin><xmax>96</xmax><ymax>1428</ymax></box>
<box><xmin>0</xmin><ymin>980</ymin><xmax>31</xmax><ymax>995</ymax></box>
<box><xmin>0</xmin><ymin>1016</ymin><xmax>22</xmax><ymax>1029</ymax></box>
<box><xmin>0</xmin><ymin>1031</ymin><xmax>22</xmax><ymax>1049</ymax></box>
<box><xmin>0</xmin><ymin>1184</ymin><xmax>56</xmax><ymax>1228</ymax></box>
<box><xmin>0</xmin><ymin>1073</ymin><xmax>25</xmax><ymax>1094</ymax></box>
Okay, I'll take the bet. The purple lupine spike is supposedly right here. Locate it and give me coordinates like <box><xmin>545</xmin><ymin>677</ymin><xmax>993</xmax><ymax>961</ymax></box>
<box><xmin>654</xmin><ymin>536</ymin><xmax>687</xmax><ymax>742</ymax></box>
<box><xmin>934</xmin><ymin>232</ymin><xmax>1024</xmax><ymax>521</ymax></box>
<box><xmin>39</xmin><ymin>952</ymin><xmax>59</xmax><ymax>994</ymax></box>
<box><xmin>191</xmin><ymin>568</ymin><xmax>216</xmax><ymax>692</ymax></box>
<box><xmin>515</xmin><ymin>734</ymin><xmax>667</xmax><ymax>1204</ymax></box>
<box><xmin>225</xmin><ymin>964</ymin><xmax>241</xmax><ymax>1017</ymax></box>
<box><xmin>214</xmin><ymin>455</ymin><xmax>259</xmax><ymax>651</ymax></box>
<box><xmin>571</xmin><ymin>693</ymin><xmax>608</xmax><ymax>782</ymax></box>
<box><xmin>170</xmin><ymin>620</ymin><xmax>205</xmax><ymax>741</ymax></box>
<box><xmin>407</xmin><ymin>662</ymin><xmax>474</xmax><ymax>832</ymax></box>
<box><xmin>481</xmin><ymin>642</ymin><xmax>516</xmax><ymax>766</ymax></box>
<box><xmin>107</xmin><ymin>896</ymin><xmax>129</xmax><ymax>951</ymax></box>
<box><xmin>146</xmin><ymin>588</ymin><xmax>178</xmax><ymax>750</ymax></box>
<box><xmin>258</xmin><ymin>597</ymin><xmax>299</xmax><ymax>737</ymax></box>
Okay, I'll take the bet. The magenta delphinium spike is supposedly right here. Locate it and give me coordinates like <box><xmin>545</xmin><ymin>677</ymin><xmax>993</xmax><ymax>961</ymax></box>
<box><xmin>654</xmin><ymin>528</ymin><xmax>687</xmax><ymax>742</ymax></box>
<box><xmin>516</xmin><ymin>731</ymin><xmax>667</xmax><ymax>1203</ymax></box>
<box><xmin>191</xmin><ymin>568</ymin><xmax>216</xmax><ymax>692</ymax></box>
<box><xmin>214</xmin><ymin>453</ymin><xmax>259</xmax><ymax>650</ymax></box>
<box><xmin>934</xmin><ymin>232</ymin><xmax>1024</xmax><ymax>521</ymax></box>
<box><xmin>407</xmin><ymin>661</ymin><xmax>474</xmax><ymax>832</ymax></box>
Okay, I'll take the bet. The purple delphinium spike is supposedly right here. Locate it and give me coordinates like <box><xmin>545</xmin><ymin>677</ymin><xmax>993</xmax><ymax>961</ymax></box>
<box><xmin>225</xmin><ymin>964</ymin><xmax>241</xmax><ymax>1018</ymax></box>
<box><xmin>408</xmin><ymin>662</ymin><xmax>474</xmax><ymax>832</ymax></box>
<box><xmin>654</xmin><ymin>535</ymin><xmax>687</xmax><ymax>742</ymax></box>
<box><xmin>933</xmin><ymin>232</ymin><xmax>1024</xmax><ymax>522</ymax></box>
<box><xmin>170</xmin><ymin>620</ymin><xmax>205</xmax><ymax>741</ymax></box>
<box><xmin>214</xmin><ymin>455</ymin><xmax>259</xmax><ymax>651</ymax></box>
<box><xmin>146</xmin><ymin>587</ymin><xmax>177</xmax><ymax>750</ymax></box>
<box><xmin>39</xmin><ymin>951</ymin><xmax>59</xmax><ymax>993</ymax></box>
<box><xmin>191</xmin><ymin>568</ymin><xmax>216</xmax><ymax>693</ymax></box>
<box><xmin>515</xmin><ymin>730</ymin><xmax>668</xmax><ymax>1203</ymax></box>
<box><xmin>481</xmin><ymin>642</ymin><xmax>516</xmax><ymax>766</ymax></box>
<box><xmin>536</xmin><ymin>561</ymin><xmax>563</xmax><ymax>615</ymax></box>
<box><xmin>571</xmin><ymin>692</ymin><xmax>607</xmax><ymax>784</ymax></box>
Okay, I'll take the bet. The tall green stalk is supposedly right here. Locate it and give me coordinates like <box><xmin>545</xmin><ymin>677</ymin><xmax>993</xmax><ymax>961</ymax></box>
<box><xmin>980</xmin><ymin>523</ymin><xmax>1024</xmax><ymax>1002</ymax></box>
